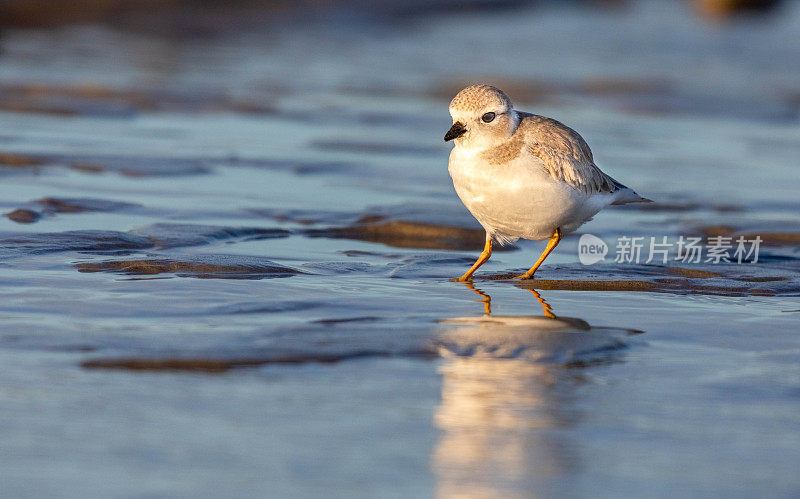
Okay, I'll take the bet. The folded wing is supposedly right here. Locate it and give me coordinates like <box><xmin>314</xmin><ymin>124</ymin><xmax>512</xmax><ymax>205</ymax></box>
<box><xmin>518</xmin><ymin>112</ymin><xmax>650</xmax><ymax>204</ymax></box>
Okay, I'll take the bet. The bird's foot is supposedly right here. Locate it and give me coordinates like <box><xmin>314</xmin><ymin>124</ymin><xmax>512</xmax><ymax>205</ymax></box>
<box><xmin>514</xmin><ymin>273</ymin><xmax>535</xmax><ymax>280</ymax></box>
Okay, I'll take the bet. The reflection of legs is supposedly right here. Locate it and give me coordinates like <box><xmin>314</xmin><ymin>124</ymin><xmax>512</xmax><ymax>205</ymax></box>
<box><xmin>464</xmin><ymin>282</ymin><xmax>492</xmax><ymax>315</ymax></box>
<box><xmin>457</xmin><ymin>234</ymin><xmax>492</xmax><ymax>282</ymax></box>
<box><xmin>527</xmin><ymin>288</ymin><xmax>556</xmax><ymax>319</ymax></box>
<box><xmin>515</xmin><ymin>228</ymin><xmax>561</xmax><ymax>280</ymax></box>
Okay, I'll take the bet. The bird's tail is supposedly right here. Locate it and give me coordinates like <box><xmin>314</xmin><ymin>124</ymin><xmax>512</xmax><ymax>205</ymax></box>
<box><xmin>605</xmin><ymin>174</ymin><xmax>652</xmax><ymax>205</ymax></box>
<box><xmin>612</xmin><ymin>187</ymin><xmax>653</xmax><ymax>205</ymax></box>
<box><xmin>606</xmin><ymin>175</ymin><xmax>653</xmax><ymax>204</ymax></box>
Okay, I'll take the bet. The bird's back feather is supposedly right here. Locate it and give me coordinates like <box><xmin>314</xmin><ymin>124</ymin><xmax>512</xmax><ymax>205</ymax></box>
<box><xmin>517</xmin><ymin>112</ymin><xmax>619</xmax><ymax>194</ymax></box>
<box><xmin>484</xmin><ymin>112</ymin><xmax>650</xmax><ymax>203</ymax></box>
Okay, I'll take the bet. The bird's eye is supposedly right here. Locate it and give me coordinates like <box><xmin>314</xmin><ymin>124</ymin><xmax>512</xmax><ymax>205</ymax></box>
<box><xmin>481</xmin><ymin>112</ymin><xmax>496</xmax><ymax>123</ymax></box>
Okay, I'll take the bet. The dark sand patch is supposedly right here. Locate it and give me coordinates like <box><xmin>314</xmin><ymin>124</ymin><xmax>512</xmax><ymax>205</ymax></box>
<box><xmin>81</xmin><ymin>350</ymin><xmax>432</xmax><ymax>372</ymax></box>
<box><xmin>0</xmin><ymin>152</ymin><xmax>46</xmax><ymax>168</ymax></box>
<box><xmin>665</xmin><ymin>267</ymin><xmax>722</xmax><ymax>278</ymax></box>
<box><xmin>35</xmin><ymin>197</ymin><xmax>139</xmax><ymax>214</ymax></box>
<box><xmin>254</xmin><ymin>203</ymin><xmax>489</xmax><ymax>252</ymax></box>
<box><xmin>513</xmin><ymin>278</ymin><xmax>776</xmax><ymax>296</ymax></box>
<box><xmin>295</xmin><ymin>202</ymin><xmax>501</xmax><ymax>251</ymax></box>
<box><xmin>0</xmin><ymin>83</ymin><xmax>277</xmax><ymax>117</ymax></box>
<box><xmin>734</xmin><ymin>276</ymin><xmax>789</xmax><ymax>282</ymax></box>
<box><xmin>76</xmin><ymin>255</ymin><xmax>303</xmax><ymax>279</ymax></box>
<box><xmin>693</xmin><ymin>0</ymin><xmax>783</xmax><ymax>20</ymax></box>
<box><xmin>5</xmin><ymin>209</ymin><xmax>41</xmax><ymax>224</ymax></box>
<box><xmin>340</xmin><ymin>250</ymin><xmax>403</xmax><ymax>258</ymax></box>
<box><xmin>480</xmin><ymin>263</ymin><xmax>795</xmax><ymax>297</ymax></box>
<box><xmin>313</xmin><ymin>316</ymin><xmax>382</xmax><ymax>325</ymax></box>
<box><xmin>307</xmin><ymin>220</ymin><xmax>488</xmax><ymax>251</ymax></box>
<box><xmin>5</xmin><ymin>197</ymin><xmax>140</xmax><ymax>224</ymax></box>
<box><xmin>698</xmin><ymin>225</ymin><xmax>800</xmax><ymax>246</ymax></box>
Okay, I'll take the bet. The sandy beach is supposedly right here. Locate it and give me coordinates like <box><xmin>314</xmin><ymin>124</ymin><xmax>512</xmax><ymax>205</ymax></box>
<box><xmin>1</xmin><ymin>0</ymin><xmax>799</xmax><ymax>496</ymax></box>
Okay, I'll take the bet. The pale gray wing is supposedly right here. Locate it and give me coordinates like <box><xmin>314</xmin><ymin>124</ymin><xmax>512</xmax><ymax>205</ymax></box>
<box><xmin>517</xmin><ymin>112</ymin><xmax>620</xmax><ymax>195</ymax></box>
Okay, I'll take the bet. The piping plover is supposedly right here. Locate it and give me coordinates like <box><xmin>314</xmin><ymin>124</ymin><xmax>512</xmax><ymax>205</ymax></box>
<box><xmin>444</xmin><ymin>85</ymin><xmax>650</xmax><ymax>281</ymax></box>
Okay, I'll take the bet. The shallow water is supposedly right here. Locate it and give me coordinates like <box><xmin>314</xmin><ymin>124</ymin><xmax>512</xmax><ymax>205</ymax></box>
<box><xmin>1</xmin><ymin>1</ymin><xmax>800</xmax><ymax>496</ymax></box>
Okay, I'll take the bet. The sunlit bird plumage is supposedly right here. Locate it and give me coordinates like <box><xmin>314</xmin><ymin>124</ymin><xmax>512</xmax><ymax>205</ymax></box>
<box><xmin>445</xmin><ymin>85</ymin><xmax>651</xmax><ymax>281</ymax></box>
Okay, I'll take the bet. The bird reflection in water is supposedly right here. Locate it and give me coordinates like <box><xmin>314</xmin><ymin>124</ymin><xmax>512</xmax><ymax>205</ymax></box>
<box><xmin>432</xmin><ymin>284</ymin><xmax>642</xmax><ymax>498</ymax></box>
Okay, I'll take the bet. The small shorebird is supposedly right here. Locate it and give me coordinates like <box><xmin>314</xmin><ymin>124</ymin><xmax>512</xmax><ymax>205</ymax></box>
<box><xmin>445</xmin><ymin>85</ymin><xmax>650</xmax><ymax>281</ymax></box>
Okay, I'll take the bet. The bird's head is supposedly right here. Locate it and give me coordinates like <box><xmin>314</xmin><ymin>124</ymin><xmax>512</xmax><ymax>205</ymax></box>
<box><xmin>445</xmin><ymin>85</ymin><xmax>518</xmax><ymax>149</ymax></box>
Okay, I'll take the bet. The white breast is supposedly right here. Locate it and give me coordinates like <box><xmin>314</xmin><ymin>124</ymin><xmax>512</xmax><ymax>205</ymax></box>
<box><xmin>448</xmin><ymin>146</ymin><xmax>611</xmax><ymax>243</ymax></box>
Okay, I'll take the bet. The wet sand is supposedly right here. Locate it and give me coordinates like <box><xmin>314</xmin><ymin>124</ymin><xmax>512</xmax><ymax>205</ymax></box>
<box><xmin>1</xmin><ymin>0</ymin><xmax>800</xmax><ymax>496</ymax></box>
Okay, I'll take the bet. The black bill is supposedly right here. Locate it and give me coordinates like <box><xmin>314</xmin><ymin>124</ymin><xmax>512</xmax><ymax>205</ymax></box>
<box><xmin>444</xmin><ymin>122</ymin><xmax>467</xmax><ymax>142</ymax></box>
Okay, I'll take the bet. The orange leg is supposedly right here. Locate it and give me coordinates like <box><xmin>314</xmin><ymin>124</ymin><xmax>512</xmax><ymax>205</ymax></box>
<box><xmin>515</xmin><ymin>228</ymin><xmax>561</xmax><ymax>280</ymax></box>
<box><xmin>456</xmin><ymin>234</ymin><xmax>492</xmax><ymax>282</ymax></box>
